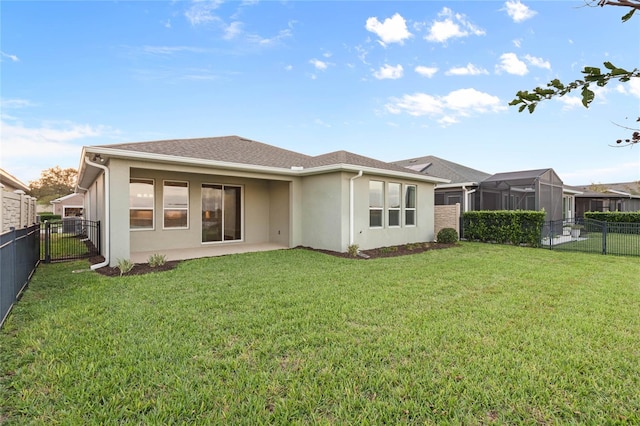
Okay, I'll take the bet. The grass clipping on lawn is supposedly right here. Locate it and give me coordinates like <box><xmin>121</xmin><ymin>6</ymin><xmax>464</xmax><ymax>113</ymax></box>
<box><xmin>1</xmin><ymin>243</ymin><xmax>639</xmax><ymax>424</ymax></box>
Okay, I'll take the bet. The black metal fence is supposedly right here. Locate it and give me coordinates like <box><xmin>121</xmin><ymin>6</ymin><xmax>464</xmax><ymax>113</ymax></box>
<box><xmin>42</xmin><ymin>219</ymin><xmax>100</xmax><ymax>263</ymax></box>
<box><xmin>542</xmin><ymin>218</ymin><xmax>640</xmax><ymax>256</ymax></box>
<box><xmin>1</xmin><ymin>224</ymin><xmax>40</xmax><ymax>329</ymax></box>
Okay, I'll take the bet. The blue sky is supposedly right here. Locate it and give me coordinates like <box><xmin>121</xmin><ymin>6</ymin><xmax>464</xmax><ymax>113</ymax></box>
<box><xmin>1</xmin><ymin>0</ymin><xmax>639</xmax><ymax>186</ymax></box>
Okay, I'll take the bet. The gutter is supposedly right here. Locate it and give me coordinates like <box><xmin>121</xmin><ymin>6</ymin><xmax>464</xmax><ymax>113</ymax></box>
<box><xmin>84</xmin><ymin>156</ymin><xmax>110</xmax><ymax>270</ymax></box>
<box><xmin>349</xmin><ymin>170</ymin><xmax>364</xmax><ymax>248</ymax></box>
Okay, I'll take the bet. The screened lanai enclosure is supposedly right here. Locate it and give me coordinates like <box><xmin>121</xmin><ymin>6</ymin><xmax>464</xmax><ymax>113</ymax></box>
<box><xmin>475</xmin><ymin>169</ymin><xmax>564</xmax><ymax>222</ymax></box>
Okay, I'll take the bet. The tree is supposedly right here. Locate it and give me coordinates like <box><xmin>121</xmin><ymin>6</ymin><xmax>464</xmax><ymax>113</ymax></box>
<box><xmin>29</xmin><ymin>166</ymin><xmax>78</xmax><ymax>202</ymax></box>
<box><xmin>510</xmin><ymin>0</ymin><xmax>640</xmax><ymax>146</ymax></box>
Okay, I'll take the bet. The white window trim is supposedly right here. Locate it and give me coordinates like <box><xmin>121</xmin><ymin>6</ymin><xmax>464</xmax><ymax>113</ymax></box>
<box><xmin>369</xmin><ymin>180</ymin><xmax>384</xmax><ymax>229</ymax></box>
<box><xmin>130</xmin><ymin>178</ymin><xmax>155</xmax><ymax>231</ymax></box>
<box><xmin>388</xmin><ymin>182</ymin><xmax>401</xmax><ymax>228</ymax></box>
<box><xmin>163</xmin><ymin>180</ymin><xmax>189</xmax><ymax>230</ymax></box>
<box><xmin>404</xmin><ymin>184</ymin><xmax>417</xmax><ymax>227</ymax></box>
<box><xmin>62</xmin><ymin>205</ymin><xmax>84</xmax><ymax>218</ymax></box>
<box><xmin>201</xmin><ymin>183</ymin><xmax>245</xmax><ymax>244</ymax></box>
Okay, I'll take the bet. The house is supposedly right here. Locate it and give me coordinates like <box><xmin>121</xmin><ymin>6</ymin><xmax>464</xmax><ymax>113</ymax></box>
<box><xmin>76</xmin><ymin>136</ymin><xmax>448</xmax><ymax>268</ymax></box>
<box><xmin>392</xmin><ymin>155</ymin><xmax>491</xmax><ymax>213</ymax></box>
<box><xmin>573</xmin><ymin>182</ymin><xmax>640</xmax><ymax>218</ymax></box>
<box><xmin>0</xmin><ymin>168</ymin><xmax>29</xmax><ymax>193</ymax></box>
<box><xmin>50</xmin><ymin>193</ymin><xmax>85</xmax><ymax>218</ymax></box>
<box><xmin>393</xmin><ymin>158</ymin><xmax>580</xmax><ymax>223</ymax></box>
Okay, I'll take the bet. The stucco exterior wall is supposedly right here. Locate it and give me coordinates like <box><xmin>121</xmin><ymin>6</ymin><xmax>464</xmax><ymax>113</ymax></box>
<box><xmin>353</xmin><ymin>176</ymin><xmax>436</xmax><ymax>250</ymax></box>
<box><xmin>52</xmin><ymin>193</ymin><xmax>85</xmax><ymax>217</ymax></box>
<box><xmin>299</xmin><ymin>172</ymin><xmax>346</xmax><ymax>252</ymax></box>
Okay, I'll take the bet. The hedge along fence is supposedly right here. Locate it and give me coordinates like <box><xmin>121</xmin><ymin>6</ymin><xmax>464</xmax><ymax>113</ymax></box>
<box><xmin>462</xmin><ymin>211</ymin><xmax>546</xmax><ymax>247</ymax></box>
<box><xmin>584</xmin><ymin>211</ymin><xmax>640</xmax><ymax>224</ymax></box>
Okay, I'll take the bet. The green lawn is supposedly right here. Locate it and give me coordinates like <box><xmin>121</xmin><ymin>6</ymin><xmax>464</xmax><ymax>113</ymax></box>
<box><xmin>1</xmin><ymin>243</ymin><xmax>639</xmax><ymax>424</ymax></box>
<box><xmin>554</xmin><ymin>231</ymin><xmax>640</xmax><ymax>256</ymax></box>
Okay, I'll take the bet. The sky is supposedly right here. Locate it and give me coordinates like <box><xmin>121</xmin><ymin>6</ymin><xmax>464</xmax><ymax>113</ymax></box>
<box><xmin>1</xmin><ymin>0</ymin><xmax>639</xmax><ymax>187</ymax></box>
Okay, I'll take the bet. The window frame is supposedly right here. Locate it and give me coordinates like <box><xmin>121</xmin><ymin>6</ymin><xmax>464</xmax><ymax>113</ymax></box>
<box><xmin>388</xmin><ymin>182</ymin><xmax>401</xmax><ymax>228</ymax></box>
<box><xmin>163</xmin><ymin>180</ymin><xmax>189</xmax><ymax>230</ymax></box>
<box><xmin>404</xmin><ymin>184</ymin><xmax>417</xmax><ymax>227</ymax></box>
<box><xmin>369</xmin><ymin>180</ymin><xmax>384</xmax><ymax>228</ymax></box>
<box><xmin>129</xmin><ymin>178</ymin><xmax>155</xmax><ymax>231</ymax></box>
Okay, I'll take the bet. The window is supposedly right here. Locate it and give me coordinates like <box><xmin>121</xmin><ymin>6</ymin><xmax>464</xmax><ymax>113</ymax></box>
<box><xmin>164</xmin><ymin>181</ymin><xmax>189</xmax><ymax>229</ymax></box>
<box><xmin>130</xmin><ymin>179</ymin><xmax>154</xmax><ymax>229</ymax></box>
<box><xmin>388</xmin><ymin>183</ymin><xmax>401</xmax><ymax>227</ymax></box>
<box><xmin>202</xmin><ymin>184</ymin><xmax>242</xmax><ymax>242</ymax></box>
<box><xmin>369</xmin><ymin>181</ymin><xmax>384</xmax><ymax>228</ymax></box>
<box><xmin>405</xmin><ymin>185</ymin><xmax>416</xmax><ymax>226</ymax></box>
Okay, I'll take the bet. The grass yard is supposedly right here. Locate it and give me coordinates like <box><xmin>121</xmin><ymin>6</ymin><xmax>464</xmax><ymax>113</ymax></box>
<box><xmin>1</xmin><ymin>243</ymin><xmax>639</xmax><ymax>424</ymax></box>
<box><xmin>554</xmin><ymin>231</ymin><xmax>640</xmax><ymax>256</ymax></box>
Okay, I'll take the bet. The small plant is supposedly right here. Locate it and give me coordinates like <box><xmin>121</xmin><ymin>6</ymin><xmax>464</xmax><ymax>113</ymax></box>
<box><xmin>379</xmin><ymin>246</ymin><xmax>398</xmax><ymax>254</ymax></box>
<box><xmin>406</xmin><ymin>242</ymin><xmax>422</xmax><ymax>251</ymax></box>
<box><xmin>116</xmin><ymin>258</ymin><xmax>135</xmax><ymax>276</ymax></box>
<box><xmin>437</xmin><ymin>228</ymin><xmax>459</xmax><ymax>244</ymax></box>
<box><xmin>347</xmin><ymin>244</ymin><xmax>359</xmax><ymax>257</ymax></box>
<box><xmin>148</xmin><ymin>253</ymin><xmax>167</xmax><ymax>267</ymax></box>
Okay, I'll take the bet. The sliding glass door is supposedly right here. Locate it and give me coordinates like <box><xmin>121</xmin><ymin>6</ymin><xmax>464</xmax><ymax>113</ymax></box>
<box><xmin>202</xmin><ymin>184</ymin><xmax>242</xmax><ymax>243</ymax></box>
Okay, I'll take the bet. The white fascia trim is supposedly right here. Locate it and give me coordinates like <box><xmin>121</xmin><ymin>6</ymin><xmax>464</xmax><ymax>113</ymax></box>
<box><xmin>435</xmin><ymin>181</ymin><xmax>478</xmax><ymax>190</ymax></box>
<box><xmin>562</xmin><ymin>188</ymin><xmax>583</xmax><ymax>195</ymax></box>
<box><xmin>83</xmin><ymin>147</ymin><xmax>451</xmax><ymax>185</ymax></box>
<box><xmin>607</xmin><ymin>189</ymin><xmax>640</xmax><ymax>198</ymax></box>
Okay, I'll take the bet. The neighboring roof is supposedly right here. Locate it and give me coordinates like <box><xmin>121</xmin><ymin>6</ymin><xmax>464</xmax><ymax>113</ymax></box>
<box><xmin>79</xmin><ymin>136</ymin><xmax>449</xmax><ymax>187</ymax></box>
<box><xmin>51</xmin><ymin>193</ymin><xmax>84</xmax><ymax>204</ymax></box>
<box><xmin>0</xmin><ymin>168</ymin><xmax>29</xmax><ymax>192</ymax></box>
<box><xmin>573</xmin><ymin>181</ymin><xmax>640</xmax><ymax>199</ymax></box>
<box><xmin>392</xmin><ymin>155</ymin><xmax>491</xmax><ymax>184</ymax></box>
<box><xmin>482</xmin><ymin>168</ymin><xmax>552</xmax><ymax>183</ymax></box>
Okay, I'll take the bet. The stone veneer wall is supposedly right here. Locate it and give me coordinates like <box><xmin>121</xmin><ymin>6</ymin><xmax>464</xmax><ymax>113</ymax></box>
<box><xmin>1</xmin><ymin>185</ymin><xmax>38</xmax><ymax>234</ymax></box>
<box><xmin>434</xmin><ymin>203</ymin><xmax>460</xmax><ymax>239</ymax></box>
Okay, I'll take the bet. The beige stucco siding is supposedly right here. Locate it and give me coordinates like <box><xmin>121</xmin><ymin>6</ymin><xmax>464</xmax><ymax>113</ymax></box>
<box><xmin>352</xmin><ymin>176</ymin><xmax>435</xmax><ymax>251</ymax></box>
<box><xmin>299</xmin><ymin>172</ymin><xmax>347</xmax><ymax>252</ymax></box>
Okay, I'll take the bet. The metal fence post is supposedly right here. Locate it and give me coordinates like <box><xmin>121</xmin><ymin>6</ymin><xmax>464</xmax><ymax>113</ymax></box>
<box><xmin>44</xmin><ymin>220</ymin><xmax>51</xmax><ymax>263</ymax></box>
<box><xmin>602</xmin><ymin>221</ymin><xmax>607</xmax><ymax>255</ymax></box>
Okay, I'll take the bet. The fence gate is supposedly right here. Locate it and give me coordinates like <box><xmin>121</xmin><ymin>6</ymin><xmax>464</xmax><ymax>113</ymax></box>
<box><xmin>42</xmin><ymin>219</ymin><xmax>100</xmax><ymax>263</ymax></box>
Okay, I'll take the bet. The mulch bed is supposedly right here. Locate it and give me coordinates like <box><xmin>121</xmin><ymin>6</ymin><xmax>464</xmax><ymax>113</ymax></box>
<box><xmin>89</xmin><ymin>242</ymin><xmax>458</xmax><ymax>277</ymax></box>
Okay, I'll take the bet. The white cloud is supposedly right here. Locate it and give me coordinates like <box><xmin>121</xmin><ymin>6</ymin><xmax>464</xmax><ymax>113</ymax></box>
<box><xmin>504</xmin><ymin>0</ymin><xmax>537</xmax><ymax>23</ymax></box>
<box><xmin>425</xmin><ymin>7</ymin><xmax>485</xmax><ymax>43</ymax></box>
<box><xmin>285</xmin><ymin>64</ymin><xmax>293</xmax><ymax>71</ymax></box>
<box><xmin>445</xmin><ymin>63</ymin><xmax>489</xmax><ymax>76</ymax></box>
<box><xmin>616</xmin><ymin>78</ymin><xmax>640</xmax><ymax>98</ymax></box>
<box><xmin>223</xmin><ymin>21</ymin><xmax>244</xmax><ymax>40</ymax></box>
<box><xmin>365</xmin><ymin>13</ymin><xmax>412</xmax><ymax>46</ymax></box>
<box><xmin>513</xmin><ymin>39</ymin><xmax>522</xmax><ymax>48</ymax></box>
<box><xmin>415</xmin><ymin>66</ymin><xmax>438</xmax><ymax>78</ymax></box>
<box><xmin>385</xmin><ymin>88</ymin><xmax>505</xmax><ymax>125</ymax></box>
<box><xmin>142</xmin><ymin>46</ymin><xmax>207</xmax><ymax>55</ymax></box>
<box><xmin>496</xmin><ymin>52</ymin><xmax>528</xmax><ymax>75</ymax></box>
<box><xmin>247</xmin><ymin>28</ymin><xmax>292</xmax><ymax>46</ymax></box>
<box><xmin>374</xmin><ymin>64</ymin><xmax>404</xmax><ymax>80</ymax></box>
<box><xmin>524</xmin><ymin>54</ymin><xmax>551</xmax><ymax>69</ymax></box>
<box><xmin>556</xmin><ymin>95</ymin><xmax>583</xmax><ymax>110</ymax></box>
<box><xmin>309</xmin><ymin>58</ymin><xmax>329</xmax><ymax>71</ymax></box>
<box><xmin>1</xmin><ymin>51</ymin><xmax>20</xmax><ymax>62</ymax></box>
<box><xmin>185</xmin><ymin>0</ymin><xmax>223</xmax><ymax>25</ymax></box>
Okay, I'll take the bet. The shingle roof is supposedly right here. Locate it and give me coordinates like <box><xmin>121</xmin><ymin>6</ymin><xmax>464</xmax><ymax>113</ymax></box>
<box><xmin>94</xmin><ymin>135</ymin><xmax>423</xmax><ymax>176</ymax></box>
<box><xmin>392</xmin><ymin>155</ymin><xmax>491</xmax><ymax>183</ymax></box>
<box><xmin>574</xmin><ymin>181</ymin><xmax>640</xmax><ymax>198</ymax></box>
<box><xmin>482</xmin><ymin>169</ymin><xmax>551</xmax><ymax>182</ymax></box>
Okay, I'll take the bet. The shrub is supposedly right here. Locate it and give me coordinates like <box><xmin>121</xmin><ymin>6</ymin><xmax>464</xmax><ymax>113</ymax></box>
<box><xmin>148</xmin><ymin>253</ymin><xmax>167</xmax><ymax>267</ymax></box>
<box><xmin>584</xmin><ymin>211</ymin><xmax>640</xmax><ymax>224</ymax></box>
<box><xmin>437</xmin><ymin>228</ymin><xmax>459</xmax><ymax>244</ymax></box>
<box><xmin>462</xmin><ymin>210</ymin><xmax>545</xmax><ymax>247</ymax></box>
<box><xmin>39</xmin><ymin>213</ymin><xmax>61</xmax><ymax>222</ymax></box>
<box><xmin>116</xmin><ymin>258</ymin><xmax>135</xmax><ymax>276</ymax></box>
<box><xmin>347</xmin><ymin>244</ymin><xmax>359</xmax><ymax>257</ymax></box>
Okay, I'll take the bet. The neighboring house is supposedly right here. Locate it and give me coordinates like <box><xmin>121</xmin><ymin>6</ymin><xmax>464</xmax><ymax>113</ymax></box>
<box><xmin>392</xmin><ymin>155</ymin><xmax>491</xmax><ymax>213</ymax></box>
<box><xmin>573</xmin><ymin>182</ymin><xmax>640</xmax><ymax>218</ymax></box>
<box><xmin>51</xmin><ymin>193</ymin><xmax>84</xmax><ymax>217</ymax></box>
<box><xmin>0</xmin><ymin>168</ymin><xmax>29</xmax><ymax>193</ymax></box>
<box><xmin>76</xmin><ymin>136</ymin><xmax>448</xmax><ymax>267</ymax></box>
<box><xmin>393</xmin><ymin>158</ymin><xmax>580</xmax><ymax>223</ymax></box>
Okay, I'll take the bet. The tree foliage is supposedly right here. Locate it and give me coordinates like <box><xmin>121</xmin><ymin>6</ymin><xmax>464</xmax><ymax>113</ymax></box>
<box><xmin>29</xmin><ymin>166</ymin><xmax>78</xmax><ymax>202</ymax></box>
<box><xmin>510</xmin><ymin>0</ymin><xmax>640</xmax><ymax>146</ymax></box>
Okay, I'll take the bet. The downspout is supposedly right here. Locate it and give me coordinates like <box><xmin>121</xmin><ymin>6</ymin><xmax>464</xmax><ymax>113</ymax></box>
<box><xmin>349</xmin><ymin>170</ymin><xmax>364</xmax><ymax>248</ymax></box>
<box><xmin>84</xmin><ymin>156</ymin><xmax>110</xmax><ymax>270</ymax></box>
